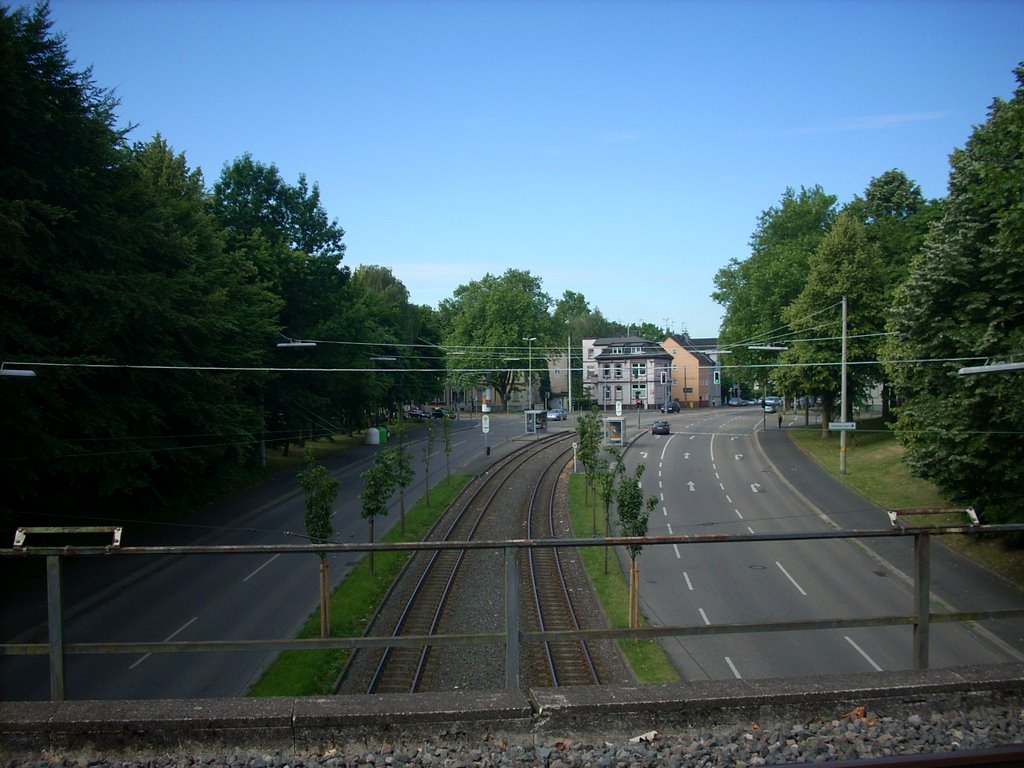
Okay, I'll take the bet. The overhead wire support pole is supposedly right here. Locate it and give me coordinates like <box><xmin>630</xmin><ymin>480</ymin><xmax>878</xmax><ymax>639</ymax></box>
<box><xmin>840</xmin><ymin>295</ymin><xmax>849</xmax><ymax>476</ymax></box>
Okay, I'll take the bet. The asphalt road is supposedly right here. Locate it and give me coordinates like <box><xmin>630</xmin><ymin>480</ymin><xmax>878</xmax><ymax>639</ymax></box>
<box><xmin>623</xmin><ymin>406</ymin><xmax>1024</xmax><ymax>681</ymax></box>
<box><xmin>0</xmin><ymin>412</ymin><xmax>533</xmax><ymax>701</ymax></box>
<box><xmin>3</xmin><ymin>407</ymin><xmax>1022</xmax><ymax>699</ymax></box>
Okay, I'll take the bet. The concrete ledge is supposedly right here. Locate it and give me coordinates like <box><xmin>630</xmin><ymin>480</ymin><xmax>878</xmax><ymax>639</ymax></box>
<box><xmin>3</xmin><ymin>664</ymin><xmax>1023</xmax><ymax>756</ymax></box>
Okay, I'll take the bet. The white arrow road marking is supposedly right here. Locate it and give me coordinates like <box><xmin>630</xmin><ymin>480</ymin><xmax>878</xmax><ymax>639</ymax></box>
<box><xmin>640</xmin><ymin>451</ymin><xmax>648</xmax><ymax>459</ymax></box>
<box><xmin>687</xmin><ymin>481</ymin><xmax>696</xmax><ymax>491</ymax></box>
<box><xmin>130</xmin><ymin>616</ymin><xmax>198</xmax><ymax>670</ymax></box>
<box><xmin>683</xmin><ymin>452</ymin><xmax>690</xmax><ymax>459</ymax></box>
<box><xmin>776</xmin><ymin>561</ymin><xmax>807</xmax><ymax>595</ymax></box>
<box><xmin>845</xmin><ymin>636</ymin><xmax>883</xmax><ymax>671</ymax></box>
<box><xmin>689</xmin><ymin>435</ymin><xmax>696</xmax><ymax>440</ymax></box>
<box><xmin>750</xmin><ymin>483</ymin><xmax>762</xmax><ymax>493</ymax></box>
<box><xmin>735</xmin><ymin>453</ymin><xmax>744</xmax><ymax>460</ymax></box>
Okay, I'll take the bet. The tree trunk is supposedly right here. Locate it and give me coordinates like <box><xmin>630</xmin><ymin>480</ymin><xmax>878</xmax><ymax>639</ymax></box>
<box><xmin>629</xmin><ymin>559</ymin><xmax>640</xmax><ymax>628</ymax></box>
<box><xmin>399</xmin><ymin>487</ymin><xmax>406</xmax><ymax>535</ymax></box>
<box><xmin>319</xmin><ymin>559</ymin><xmax>330</xmax><ymax>638</ymax></box>
<box><xmin>820</xmin><ymin>392</ymin><xmax>835</xmax><ymax>438</ymax></box>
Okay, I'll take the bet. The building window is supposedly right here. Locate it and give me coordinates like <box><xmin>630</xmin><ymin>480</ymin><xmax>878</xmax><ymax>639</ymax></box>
<box><xmin>631</xmin><ymin>345</ymin><xmax>643</xmax><ymax>354</ymax></box>
<box><xmin>614</xmin><ymin>363</ymin><xmax>623</xmax><ymax>379</ymax></box>
<box><xmin>631</xmin><ymin>383</ymin><xmax>647</xmax><ymax>401</ymax></box>
<box><xmin>611</xmin><ymin>346</ymin><xmax>623</xmax><ymax>355</ymax></box>
<box><xmin>587</xmin><ymin>348</ymin><xmax>594</xmax><ymax>359</ymax></box>
<box><xmin>632</xmin><ymin>362</ymin><xmax>646</xmax><ymax>378</ymax></box>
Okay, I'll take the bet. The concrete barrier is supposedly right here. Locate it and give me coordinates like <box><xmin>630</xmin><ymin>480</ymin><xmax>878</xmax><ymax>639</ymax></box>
<box><xmin>2</xmin><ymin>664</ymin><xmax>1022</xmax><ymax>756</ymax></box>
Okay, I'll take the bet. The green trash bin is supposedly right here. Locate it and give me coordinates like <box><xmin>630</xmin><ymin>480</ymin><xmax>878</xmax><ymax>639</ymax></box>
<box><xmin>378</xmin><ymin>425</ymin><xmax>388</xmax><ymax>444</ymax></box>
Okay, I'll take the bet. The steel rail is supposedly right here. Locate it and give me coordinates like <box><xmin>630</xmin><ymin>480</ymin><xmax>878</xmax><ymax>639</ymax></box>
<box><xmin>525</xmin><ymin>445</ymin><xmax>599</xmax><ymax>686</ymax></box>
<box><xmin>362</xmin><ymin>432</ymin><xmax>573</xmax><ymax>693</ymax></box>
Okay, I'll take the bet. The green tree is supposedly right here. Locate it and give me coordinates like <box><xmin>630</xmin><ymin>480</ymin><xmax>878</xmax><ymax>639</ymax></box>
<box><xmin>597</xmin><ymin>444</ymin><xmax>625</xmax><ymax>573</ymax></box>
<box><xmin>360</xmin><ymin>447</ymin><xmax>395</xmax><ymax>574</ymax></box>
<box><xmin>845</xmin><ymin>169</ymin><xmax>943</xmax><ymax>417</ymax></box>
<box><xmin>0</xmin><ymin>3</ymin><xmax>282</xmax><ymax>533</ymax></box>
<box><xmin>712</xmin><ymin>186</ymin><xmax>837</xmax><ymax>389</ymax></box>
<box><xmin>440</xmin><ymin>412</ymin><xmax>453</xmax><ymax>484</ymax></box>
<box><xmin>391</xmin><ymin>433</ymin><xmax>415</xmax><ymax>535</ymax></box>
<box><xmin>774</xmin><ymin>211</ymin><xmax>886</xmax><ymax>435</ymax></box>
<box><xmin>439</xmin><ymin>269</ymin><xmax>552</xmax><ymax>411</ymax></box>
<box><xmin>615</xmin><ymin>463</ymin><xmax>657</xmax><ymax>628</ymax></box>
<box><xmin>298</xmin><ymin>450</ymin><xmax>339</xmax><ymax>636</ymax></box>
<box><xmin>888</xmin><ymin>65</ymin><xmax>1024</xmax><ymax>525</ymax></box>
<box><xmin>575</xmin><ymin>408</ymin><xmax>603</xmax><ymax>507</ymax></box>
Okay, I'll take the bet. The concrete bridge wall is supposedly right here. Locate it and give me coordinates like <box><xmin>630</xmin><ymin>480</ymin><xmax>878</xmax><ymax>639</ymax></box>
<box><xmin>2</xmin><ymin>664</ymin><xmax>1022</xmax><ymax>757</ymax></box>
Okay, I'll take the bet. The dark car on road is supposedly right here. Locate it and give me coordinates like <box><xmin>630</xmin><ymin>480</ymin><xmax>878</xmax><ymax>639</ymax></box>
<box><xmin>661</xmin><ymin>401</ymin><xmax>681</xmax><ymax>413</ymax></box>
<box><xmin>651</xmin><ymin>419</ymin><xmax>670</xmax><ymax>435</ymax></box>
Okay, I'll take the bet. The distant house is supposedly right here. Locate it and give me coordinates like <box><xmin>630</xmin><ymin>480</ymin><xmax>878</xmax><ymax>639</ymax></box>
<box><xmin>661</xmin><ymin>334</ymin><xmax>722</xmax><ymax>408</ymax></box>
<box><xmin>582</xmin><ymin>336</ymin><xmax>674</xmax><ymax>410</ymax></box>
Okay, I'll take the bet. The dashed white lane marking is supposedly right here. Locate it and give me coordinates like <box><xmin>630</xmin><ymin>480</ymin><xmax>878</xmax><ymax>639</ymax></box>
<box><xmin>725</xmin><ymin>656</ymin><xmax>742</xmax><ymax>679</ymax></box>
<box><xmin>683</xmin><ymin>572</ymin><xmax>693</xmax><ymax>590</ymax></box>
<box><xmin>845</xmin><ymin>635</ymin><xmax>883</xmax><ymax>671</ymax></box>
<box><xmin>776</xmin><ymin>561</ymin><xmax>807</xmax><ymax>596</ymax></box>
<box><xmin>130</xmin><ymin>616</ymin><xmax>198</xmax><ymax>670</ymax></box>
<box><xmin>699</xmin><ymin>608</ymin><xmax>711</xmax><ymax>625</ymax></box>
<box><xmin>244</xmin><ymin>553</ymin><xmax>280</xmax><ymax>582</ymax></box>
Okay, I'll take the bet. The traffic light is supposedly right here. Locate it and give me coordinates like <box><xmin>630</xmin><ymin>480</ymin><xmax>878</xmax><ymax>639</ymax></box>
<box><xmin>713</xmin><ymin>369</ymin><xmax>721</xmax><ymax>385</ymax></box>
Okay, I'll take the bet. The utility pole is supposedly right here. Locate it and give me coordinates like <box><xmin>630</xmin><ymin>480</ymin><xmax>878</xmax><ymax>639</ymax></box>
<box><xmin>840</xmin><ymin>295</ymin><xmax>849</xmax><ymax>476</ymax></box>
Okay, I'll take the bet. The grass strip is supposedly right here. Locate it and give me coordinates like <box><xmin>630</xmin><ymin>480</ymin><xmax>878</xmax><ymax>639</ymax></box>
<box><xmin>248</xmin><ymin>473</ymin><xmax>473</xmax><ymax>696</ymax></box>
<box><xmin>567</xmin><ymin>472</ymin><xmax>680</xmax><ymax>683</ymax></box>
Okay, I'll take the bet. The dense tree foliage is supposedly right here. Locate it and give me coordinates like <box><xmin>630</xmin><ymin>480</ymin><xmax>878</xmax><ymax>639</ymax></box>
<box><xmin>774</xmin><ymin>212</ymin><xmax>886</xmax><ymax>432</ymax></box>
<box><xmin>888</xmin><ymin>65</ymin><xmax>1024</xmax><ymax>525</ymax></box>
<box><xmin>0</xmin><ymin>4</ymin><xmax>425</xmax><ymax>535</ymax></box>
<box><xmin>712</xmin><ymin>186</ymin><xmax>837</xmax><ymax>389</ymax></box>
<box><xmin>438</xmin><ymin>269</ymin><xmax>553</xmax><ymax>410</ymax></box>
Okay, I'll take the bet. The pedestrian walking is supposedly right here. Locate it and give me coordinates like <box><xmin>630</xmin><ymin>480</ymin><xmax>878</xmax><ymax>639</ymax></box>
<box><xmin>778</xmin><ymin>413</ymin><xmax>783</xmax><ymax>428</ymax></box>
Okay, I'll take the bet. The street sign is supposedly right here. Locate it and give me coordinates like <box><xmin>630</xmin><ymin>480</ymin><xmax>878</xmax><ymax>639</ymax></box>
<box><xmin>615</xmin><ymin>401</ymin><xmax>622</xmax><ymax>416</ymax></box>
<box><xmin>481</xmin><ymin>415</ymin><xmax>490</xmax><ymax>434</ymax></box>
<box><xmin>829</xmin><ymin>421</ymin><xmax>857</xmax><ymax>431</ymax></box>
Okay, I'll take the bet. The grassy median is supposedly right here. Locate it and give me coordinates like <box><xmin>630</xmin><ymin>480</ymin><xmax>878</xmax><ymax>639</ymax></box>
<box><xmin>249</xmin><ymin>473</ymin><xmax>473</xmax><ymax>697</ymax></box>
<box><xmin>567</xmin><ymin>473</ymin><xmax>681</xmax><ymax>683</ymax></box>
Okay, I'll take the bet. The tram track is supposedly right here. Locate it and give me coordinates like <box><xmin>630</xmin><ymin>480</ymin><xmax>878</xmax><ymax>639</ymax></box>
<box><xmin>336</xmin><ymin>431</ymin><xmax>598</xmax><ymax>694</ymax></box>
<box><xmin>520</xmin><ymin>443</ymin><xmax>601</xmax><ymax>687</ymax></box>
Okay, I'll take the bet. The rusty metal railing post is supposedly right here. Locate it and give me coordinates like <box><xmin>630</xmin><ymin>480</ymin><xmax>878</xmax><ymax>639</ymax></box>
<box><xmin>913</xmin><ymin>531</ymin><xmax>931</xmax><ymax>669</ymax></box>
<box><xmin>504</xmin><ymin>545</ymin><xmax>519</xmax><ymax>689</ymax></box>
<box><xmin>46</xmin><ymin>554</ymin><xmax>66</xmax><ymax>701</ymax></box>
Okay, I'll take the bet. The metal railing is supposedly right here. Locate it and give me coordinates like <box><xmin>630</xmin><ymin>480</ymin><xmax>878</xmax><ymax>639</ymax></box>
<box><xmin>4</xmin><ymin>522</ymin><xmax>1024</xmax><ymax>701</ymax></box>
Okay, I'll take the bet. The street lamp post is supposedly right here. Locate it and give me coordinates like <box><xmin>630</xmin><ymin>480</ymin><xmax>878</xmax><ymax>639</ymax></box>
<box><xmin>523</xmin><ymin>336</ymin><xmax>536</xmax><ymax>409</ymax></box>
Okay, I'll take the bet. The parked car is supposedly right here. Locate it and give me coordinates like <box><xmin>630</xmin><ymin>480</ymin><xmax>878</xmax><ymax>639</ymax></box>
<box><xmin>727</xmin><ymin>397</ymin><xmax>743</xmax><ymax>407</ymax></box>
<box><xmin>651</xmin><ymin>419</ymin><xmax>670</xmax><ymax>435</ymax></box>
<box><xmin>406</xmin><ymin>407</ymin><xmax>429</xmax><ymax>420</ymax></box>
<box><xmin>660</xmin><ymin>401</ymin><xmax>681</xmax><ymax>413</ymax></box>
<box><xmin>546</xmin><ymin>407</ymin><xmax>567</xmax><ymax>421</ymax></box>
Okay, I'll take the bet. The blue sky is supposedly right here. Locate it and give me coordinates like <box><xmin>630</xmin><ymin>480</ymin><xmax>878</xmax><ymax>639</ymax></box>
<box><xmin>38</xmin><ymin>0</ymin><xmax>1024</xmax><ymax>338</ymax></box>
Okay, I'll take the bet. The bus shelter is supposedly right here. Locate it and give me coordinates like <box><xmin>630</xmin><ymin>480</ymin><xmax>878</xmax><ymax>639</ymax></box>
<box><xmin>524</xmin><ymin>409</ymin><xmax>547</xmax><ymax>434</ymax></box>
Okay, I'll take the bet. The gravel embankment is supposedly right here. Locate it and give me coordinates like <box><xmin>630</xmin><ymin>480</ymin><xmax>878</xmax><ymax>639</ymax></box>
<box><xmin>6</xmin><ymin>704</ymin><xmax>1024</xmax><ymax>766</ymax></box>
